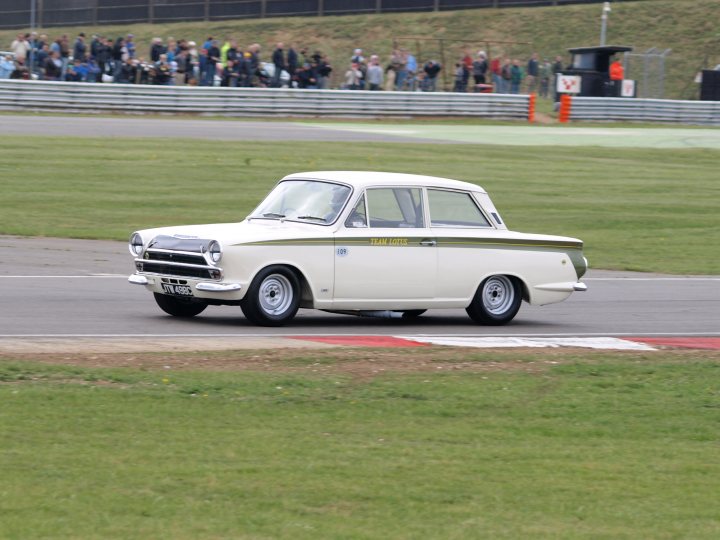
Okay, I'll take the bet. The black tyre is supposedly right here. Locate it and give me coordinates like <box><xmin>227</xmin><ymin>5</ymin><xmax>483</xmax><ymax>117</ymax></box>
<box><xmin>153</xmin><ymin>293</ymin><xmax>208</xmax><ymax>318</ymax></box>
<box><xmin>466</xmin><ymin>275</ymin><xmax>522</xmax><ymax>325</ymax></box>
<box><xmin>241</xmin><ymin>266</ymin><xmax>301</xmax><ymax>326</ymax></box>
<box><xmin>400</xmin><ymin>310</ymin><xmax>427</xmax><ymax>319</ymax></box>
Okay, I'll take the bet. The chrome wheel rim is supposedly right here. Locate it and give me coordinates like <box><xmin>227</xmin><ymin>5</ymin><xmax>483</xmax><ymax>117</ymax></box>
<box><xmin>482</xmin><ymin>276</ymin><xmax>515</xmax><ymax>316</ymax></box>
<box><xmin>259</xmin><ymin>274</ymin><xmax>293</xmax><ymax>315</ymax></box>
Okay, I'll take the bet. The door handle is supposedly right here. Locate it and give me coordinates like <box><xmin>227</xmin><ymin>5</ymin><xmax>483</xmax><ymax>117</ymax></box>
<box><xmin>419</xmin><ymin>239</ymin><xmax>437</xmax><ymax>247</ymax></box>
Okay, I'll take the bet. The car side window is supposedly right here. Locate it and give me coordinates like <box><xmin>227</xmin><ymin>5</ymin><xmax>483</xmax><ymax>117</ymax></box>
<box><xmin>428</xmin><ymin>189</ymin><xmax>491</xmax><ymax>228</ymax></box>
<box><xmin>367</xmin><ymin>188</ymin><xmax>424</xmax><ymax>228</ymax></box>
<box><xmin>345</xmin><ymin>195</ymin><xmax>368</xmax><ymax>228</ymax></box>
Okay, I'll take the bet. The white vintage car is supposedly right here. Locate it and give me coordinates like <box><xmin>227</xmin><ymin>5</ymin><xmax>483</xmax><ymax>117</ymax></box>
<box><xmin>129</xmin><ymin>171</ymin><xmax>587</xmax><ymax>326</ymax></box>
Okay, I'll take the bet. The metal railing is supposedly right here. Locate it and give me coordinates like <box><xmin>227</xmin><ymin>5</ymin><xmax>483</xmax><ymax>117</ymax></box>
<box><xmin>567</xmin><ymin>96</ymin><xmax>720</xmax><ymax>125</ymax></box>
<box><xmin>0</xmin><ymin>79</ymin><xmax>531</xmax><ymax>118</ymax></box>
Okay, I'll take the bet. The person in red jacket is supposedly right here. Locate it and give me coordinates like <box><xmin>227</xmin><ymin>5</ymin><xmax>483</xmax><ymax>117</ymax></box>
<box><xmin>609</xmin><ymin>56</ymin><xmax>624</xmax><ymax>81</ymax></box>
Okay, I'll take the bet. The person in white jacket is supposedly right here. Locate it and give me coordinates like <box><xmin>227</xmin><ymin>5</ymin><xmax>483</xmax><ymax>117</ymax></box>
<box><xmin>11</xmin><ymin>34</ymin><xmax>29</xmax><ymax>63</ymax></box>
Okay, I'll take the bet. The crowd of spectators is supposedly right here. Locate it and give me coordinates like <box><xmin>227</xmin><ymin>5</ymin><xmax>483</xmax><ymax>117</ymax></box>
<box><xmin>451</xmin><ymin>50</ymin><xmax>564</xmax><ymax>97</ymax></box>
<box><xmin>344</xmin><ymin>48</ymin><xmax>442</xmax><ymax>92</ymax></box>
<box><xmin>4</xmin><ymin>30</ymin><xmax>564</xmax><ymax>96</ymax></box>
<box><xmin>4</xmin><ymin>31</ymin><xmax>334</xmax><ymax>88</ymax></box>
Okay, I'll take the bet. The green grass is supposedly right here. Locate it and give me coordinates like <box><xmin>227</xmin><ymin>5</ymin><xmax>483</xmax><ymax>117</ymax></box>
<box><xmin>1</xmin><ymin>135</ymin><xmax>718</xmax><ymax>274</ymax></box>
<box><xmin>1</xmin><ymin>0</ymin><xmax>716</xmax><ymax>99</ymax></box>
<box><xmin>1</xmin><ymin>351</ymin><xmax>719</xmax><ymax>538</ymax></box>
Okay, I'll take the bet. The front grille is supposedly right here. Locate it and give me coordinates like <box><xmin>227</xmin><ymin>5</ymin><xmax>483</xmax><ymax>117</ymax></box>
<box><xmin>146</xmin><ymin>251</ymin><xmax>206</xmax><ymax>265</ymax></box>
<box><xmin>139</xmin><ymin>262</ymin><xmax>214</xmax><ymax>280</ymax></box>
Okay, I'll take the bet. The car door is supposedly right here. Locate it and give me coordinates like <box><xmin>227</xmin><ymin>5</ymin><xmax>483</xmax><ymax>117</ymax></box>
<box><xmin>428</xmin><ymin>188</ymin><xmax>496</xmax><ymax>301</ymax></box>
<box><xmin>332</xmin><ymin>186</ymin><xmax>437</xmax><ymax>307</ymax></box>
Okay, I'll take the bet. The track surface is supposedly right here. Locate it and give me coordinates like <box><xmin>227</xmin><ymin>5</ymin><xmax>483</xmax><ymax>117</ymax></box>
<box><xmin>1</xmin><ymin>236</ymin><xmax>718</xmax><ymax>342</ymax></box>
<box><xmin>0</xmin><ymin>115</ymin><xmax>447</xmax><ymax>144</ymax></box>
<box><xmin>4</xmin><ymin>115</ymin><xmax>720</xmax><ymax>147</ymax></box>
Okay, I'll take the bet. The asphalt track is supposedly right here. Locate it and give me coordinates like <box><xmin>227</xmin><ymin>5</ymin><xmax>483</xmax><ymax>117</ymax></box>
<box><xmin>0</xmin><ymin>115</ymin><xmax>447</xmax><ymax>144</ymax></box>
<box><xmin>1</xmin><ymin>236</ymin><xmax>718</xmax><ymax>350</ymax></box>
<box><xmin>4</xmin><ymin>114</ymin><xmax>720</xmax><ymax>147</ymax></box>
<box><xmin>2</xmin><ymin>117</ymin><xmax>719</xmax><ymax>351</ymax></box>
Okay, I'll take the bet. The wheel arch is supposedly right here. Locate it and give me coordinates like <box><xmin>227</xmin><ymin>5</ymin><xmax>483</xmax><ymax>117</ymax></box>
<box><xmin>468</xmin><ymin>272</ymin><xmax>531</xmax><ymax>307</ymax></box>
<box><xmin>249</xmin><ymin>262</ymin><xmax>315</xmax><ymax>308</ymax></box>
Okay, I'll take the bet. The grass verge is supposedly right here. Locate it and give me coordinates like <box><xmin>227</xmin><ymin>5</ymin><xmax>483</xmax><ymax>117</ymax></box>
<box><xmin>1</xmin><ymin>135</ymin><xmax>719</xmax><ymax>274</ymax></box>
<box><xmin>1</xmin><ymin>349</ymin><xmax>719</xmax><ymax>539</ymax></box>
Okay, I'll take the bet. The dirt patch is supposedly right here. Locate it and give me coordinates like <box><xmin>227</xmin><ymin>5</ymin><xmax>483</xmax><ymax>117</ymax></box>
<box><xmin>533</xmin><ymin>112</ymin><xmax>556</xmax><ymax>124</ymax></box>
<box><xmin>4</xmin><ymin>347</ymin><xmax>718</xmax><ymax>380</ymax></box>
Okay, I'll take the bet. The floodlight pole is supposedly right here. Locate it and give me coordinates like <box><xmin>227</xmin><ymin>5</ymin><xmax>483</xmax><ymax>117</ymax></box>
<box><xmin>600</xmin><ymin>2</ymin><xmax>611</xmax><ymax>46</ymax></box>
<box><xmin>29</xmin><ymin>0</ymin><xmax>37</xmax><ymax>76</ymax></box>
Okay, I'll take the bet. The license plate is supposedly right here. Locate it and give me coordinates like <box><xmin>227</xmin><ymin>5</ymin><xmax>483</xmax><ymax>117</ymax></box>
<box><xmin>162</xmin><ymin>283</ymin><xmax>194</xmax><ymax>297</ymax></box>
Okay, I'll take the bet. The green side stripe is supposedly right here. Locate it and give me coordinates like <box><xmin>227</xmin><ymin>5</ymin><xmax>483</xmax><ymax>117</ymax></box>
<box><xmin>438</xmin><ymin>240</ymin><xmax>581</xmax><ymax>249</ymax></box>
<box><xmin>237</xmin><ymin>237</ymin><xmax>582</xmax><ymax>250</ymax></box>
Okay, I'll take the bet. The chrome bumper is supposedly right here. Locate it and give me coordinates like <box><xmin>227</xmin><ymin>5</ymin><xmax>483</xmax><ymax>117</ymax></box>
<box><xmin>196</xmin><ymin>282</ymin><xmax>242</xmax><ymax>292</ymax></box>
<box><xmin>128</xmin><ymin>274</ymin><xmax>241</xmax><ymax>293</ymax></box>
<box><xmin>128</xmin><ymin>274</ymin><xmax>149</xmax><ymax>285</ymax></box>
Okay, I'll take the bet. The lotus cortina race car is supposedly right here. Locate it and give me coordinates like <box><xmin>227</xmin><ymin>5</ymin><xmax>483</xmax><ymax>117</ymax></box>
<box><xmin>129</xmin><ymin>171</ymin><xmax>587</xmax><ymax>326</ymax></box>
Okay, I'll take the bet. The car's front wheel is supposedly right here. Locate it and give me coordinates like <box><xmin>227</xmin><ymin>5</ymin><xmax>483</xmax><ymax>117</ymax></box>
<box><xmin>153</xmin><ymin>293</ymin><xmax>208</xmax><ymax>317</ymax></box>
<box><xmin>466</xmin><ymin>275</ymin><xmax>522</xmax><ymax>325</ymax></box>
<box><xmin>241</xmin><ymin>266</ymin><xmax>301</xmax><ymax>326</ymax></box>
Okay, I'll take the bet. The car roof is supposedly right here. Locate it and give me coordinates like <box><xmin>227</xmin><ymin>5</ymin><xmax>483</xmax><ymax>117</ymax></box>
<box><xmin>282</xmin><ymin>171</ymin><xmax>486</xmax><ymax>193</ymax></box>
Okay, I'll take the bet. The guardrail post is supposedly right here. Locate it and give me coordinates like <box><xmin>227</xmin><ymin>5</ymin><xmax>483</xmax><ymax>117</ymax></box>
<box><xmin>558</xmin><ymin>94</ymin><xmax>572</xmax><ymax>123</ymax></box>
<box><xmin>204</xmin><ymin>0</ymin><xmax>210</xmax><ymax>21</ymax></box>
<box><xmin>148</xmin><ymin>0</ymin><xmax>154</xmax><ymax>24</ymax></box>
<box><xmin>528</xmin><ymin>93</ymin><xmax>536</xmax><ymax>123</ymax></box>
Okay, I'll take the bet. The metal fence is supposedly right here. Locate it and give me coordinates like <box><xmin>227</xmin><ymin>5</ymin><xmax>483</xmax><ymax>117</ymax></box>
<box><xmin>0</xmin><ymin>79</ymin><xmax>532</xmax><ymax>118</ymax></box>
<box><xmin>624</xmin><ymin>48</ymin><xmax>671</xmax><ymax>99</ymax></box>
<box><xmin>568</xmin><ymin>96</ymin><xmax>720</xmax><ymax>125</ymax></box>
<box><xmin>1</xmin><ymin>0</ymin><xmax>636</xmax><ymax>29</ymax></box>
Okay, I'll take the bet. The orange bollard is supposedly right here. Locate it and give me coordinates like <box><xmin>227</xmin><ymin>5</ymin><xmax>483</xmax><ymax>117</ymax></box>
<box><xmin>559</xmin><ymin>94</ymin><xmax>572</xmax><ymax>123</ymax></box>
<box><xmin>528</xmin><ymin>93</ymin><xmax>536</xmax><ymax>123</ymax></box>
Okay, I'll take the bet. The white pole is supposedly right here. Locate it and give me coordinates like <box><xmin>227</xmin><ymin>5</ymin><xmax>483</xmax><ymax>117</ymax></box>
<box><xmin>600</xmin><ymin>2</ymin><xmax>611</xmax><ymax>46</ymax></box>
<box><xmin>28</xmin><ymin>0</ymin><xmax>37</xmax><ymax>77</ymax></box>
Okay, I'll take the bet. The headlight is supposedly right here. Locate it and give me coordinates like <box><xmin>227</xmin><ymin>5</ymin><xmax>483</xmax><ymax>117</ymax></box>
<box><xmin>129</xmin><ymin>232</ymin><xmax>144</xmax><ymax>256</ymax></box>
<box><xmin>207</xmin><ymin>240</ymin><xmax>222</xmax><ymax>264</ymax></box>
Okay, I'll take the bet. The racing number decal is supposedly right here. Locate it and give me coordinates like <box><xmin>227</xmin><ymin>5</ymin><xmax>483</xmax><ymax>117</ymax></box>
<box><xmin>336</xmin><ymin>247</ymin><xmax>349</xmax><ymax>257</ymax></box>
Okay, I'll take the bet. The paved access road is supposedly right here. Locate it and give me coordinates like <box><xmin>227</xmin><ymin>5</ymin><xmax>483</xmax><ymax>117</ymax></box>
<box><xmin>1</xmin><ymin>236</ymin><xmax>718</xmax><ymax>344</ymax></box>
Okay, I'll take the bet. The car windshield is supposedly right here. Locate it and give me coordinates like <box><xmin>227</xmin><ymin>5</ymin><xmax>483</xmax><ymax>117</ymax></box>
<box><xmin>250</xmin><ymin>180</ymin><xmax>352</xmax><ymax>225</ymax></box>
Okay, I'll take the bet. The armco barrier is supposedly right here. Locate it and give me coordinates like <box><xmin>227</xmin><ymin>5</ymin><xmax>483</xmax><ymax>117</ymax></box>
<box><xmin>568</xmin><ymin>96</ymin><xmax>720</xmax><ymax>125</ymax></box>
<box><xmin>0</xmin><ymin>80</ymin><xmax>532</xmax><ymax>119</ymax></box>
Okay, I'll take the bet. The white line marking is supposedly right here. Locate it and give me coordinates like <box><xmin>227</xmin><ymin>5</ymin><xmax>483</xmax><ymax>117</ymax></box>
<box><xmin>2</xmin><ymin>275</ymin><xmax>715</xmax><ymax>281</ymax></box>
<box><xmin>403</xmin><ymin>336</ymin><xmax>656</xmax><ymax>351</ymax></box>
<box><xmin>0</xmin><ymin>332</ymin><xmax>719</xmax><ymax>339</ymax></box>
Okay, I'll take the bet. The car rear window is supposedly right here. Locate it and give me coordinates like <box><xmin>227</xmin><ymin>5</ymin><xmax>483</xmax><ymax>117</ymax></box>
<box><xmin>428</xmin><ymin>189</ymin><xmax>491</xmax><ymax>228</ymax></box>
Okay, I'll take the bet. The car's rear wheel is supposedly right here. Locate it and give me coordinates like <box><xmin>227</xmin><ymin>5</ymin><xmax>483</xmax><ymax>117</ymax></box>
<box><xmin>153</xmin><ymin>293</ymin><xmax>208</xmax><ymax>317</ymax></box>
<box><xmin>466</xmin><ymin>275</ymin><xmax>522</xmax><ymax>325</ymax></box>
<box><xmin>241</xmin><ymin>265</ymin><xmax>301</xmax><ymax>326</ymax></box>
